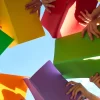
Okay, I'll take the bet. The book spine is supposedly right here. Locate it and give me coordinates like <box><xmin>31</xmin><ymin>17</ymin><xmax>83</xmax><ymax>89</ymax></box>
<box><xmin>24</xmin><ymin>78</ymin><xmax>44</xmax><ymax>100</ymax></box>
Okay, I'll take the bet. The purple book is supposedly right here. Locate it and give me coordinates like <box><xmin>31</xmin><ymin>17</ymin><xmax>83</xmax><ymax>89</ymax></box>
<box><xmin>24</xmin><ymin>61</ymin><xmax>81</xmax><ymax>100</ymax></box>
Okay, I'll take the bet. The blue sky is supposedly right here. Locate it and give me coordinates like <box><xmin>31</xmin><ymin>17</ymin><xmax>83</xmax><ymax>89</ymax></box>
<box><xmin>0</xmin><ymin>4</ymin><xmax>100</xmax><ymax>100</ymax></box>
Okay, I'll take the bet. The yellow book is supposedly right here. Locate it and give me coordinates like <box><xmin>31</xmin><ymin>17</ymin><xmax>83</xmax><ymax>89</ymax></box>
<box><xmin>0</xmin><ymin>0</ymin><xmax>45</xmax><ymax>47</ymax></box>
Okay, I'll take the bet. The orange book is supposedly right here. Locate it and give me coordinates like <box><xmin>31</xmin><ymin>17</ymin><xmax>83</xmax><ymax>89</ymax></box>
<box><xmin>0</xmin><ymin>73</ymin><xmax>27</xmax><ymax>100</ymax></box>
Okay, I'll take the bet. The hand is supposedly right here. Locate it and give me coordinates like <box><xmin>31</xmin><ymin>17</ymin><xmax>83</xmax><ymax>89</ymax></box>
<box><xmin>78</xmin><ymin>10</ymin><xmax>92</xmax><ymax>26</ymax></box>
<box><xmin>90</xmin><ymin>73</ymin><xmax>100</xmax><ymax>88</ymax></box>
<box><xmin>25</xmin><ymin>0</ymin><xmax>42</xmax><ymax>15</ymax></box>
<box><xmin>66</xmin><ymin>81</ymin><xmax>89</xmax><ymax>100</ymax></box>
<box><xmin>42</xmin><ymin>0</ymin><xmax>56</xmax><ymax>13</ymax></box>
<box><xmin>81</xmin><ymin>18</ymin><xmax>100</xmax><ymax>40</ymax></box>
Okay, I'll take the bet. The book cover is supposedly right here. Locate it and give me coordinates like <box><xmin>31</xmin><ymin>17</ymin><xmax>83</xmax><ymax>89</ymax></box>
<box><xmin>24</xmin><ymin>61</ymin><xmax>81</xmax><ymax>100</ymax></box>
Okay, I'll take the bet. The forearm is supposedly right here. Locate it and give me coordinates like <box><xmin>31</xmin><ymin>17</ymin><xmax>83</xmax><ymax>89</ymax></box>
<box><xmin>91</xmin><ymin>5</ymin><xmax>100</xmax><ymax>19</ymax></box>
<box><xmin>96</xmin><ymin>17</ymin><xmax>100</xmax><ymax>25</ymax></box>
<box><xmin>86</xmin><ymin>91</ymin><xmax>100</xmax><ymax>100</ymax></box>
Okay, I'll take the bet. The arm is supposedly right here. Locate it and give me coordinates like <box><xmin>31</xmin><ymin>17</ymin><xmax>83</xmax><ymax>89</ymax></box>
<box><xmin>86</xmin><ymin>91</ymin><xmax>100</xmax><ymax>100</ymax></box>
<box><xmin>91</xmin><ymin>5</ymin><xmax>100</xmax><ymax>19</ymax></box>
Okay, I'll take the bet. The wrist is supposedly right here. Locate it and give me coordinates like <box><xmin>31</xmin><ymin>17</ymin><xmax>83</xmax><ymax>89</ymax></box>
<box><xmin>85</xmin><ymin>91</ymin><xmax>91</xmax><ymax>98</ymax></box>
<box><xmin>91</xmin><ymin>6</ymin><xmax>100</xmax><ymax>20</ymax></box>
<box><xmin>91</xmin><ymin>11</ymin><xmax>98</xmax><ymax>20</ymax></box>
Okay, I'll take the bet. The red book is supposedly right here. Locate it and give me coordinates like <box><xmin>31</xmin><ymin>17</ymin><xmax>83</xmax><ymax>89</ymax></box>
<box><xmin>41</xmin><ymin>0</ymin><xmax>98</xmax><ymax>38</ymax></box>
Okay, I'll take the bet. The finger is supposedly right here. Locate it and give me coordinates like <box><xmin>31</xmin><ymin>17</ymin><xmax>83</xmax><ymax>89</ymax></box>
<box><xmin>88</xmin><ymin>25</ymin><xmax>93</xmax><ymax>40</ymax></box>
<box><xmin>90</xmin><ymin>73</ymin><xmax>99</xmax><ymax>82</ymax></box>
<box><xmin>90</xmin><ymin>73</ymin><xmax>98</xmax><ymax>82</ymax></box>
<box><xmin>91</xmin><ymin>73</ymin><xmax>99</xmax><ymax>82</ymax></box>
<box><xmin>79</xmin><ymin>22</ymin><xmax>87</xmax><ymax>27</ymax></box>
<box><xmin>78</xmin><ymin>15</ymin><xmax>86</xmax><ymax>22</ymax></box>
<box><xmin>90</xmin><ymin>76</ymin><xmax>93</xmax><ymax>82</ymax></box>
<box><xmin>45</xmin><ymin>7</ymin><xmax>51</xmax><ymax>13</ymax></box>
<box><xmin>88</xmin><ymin>30</ymin><xmax>93</xmax><ymax>41</ymax></box>
<box><xmin>85</xmin><ymin>10</ymin><xmax>90</xmax><ymax>15</ymax></box>
<box><xmin>44</xmin><ymin>3</ymin><xmax>55</xmax><ymax>8</ymax></box>
<box><xmin>81</xmin><ymin>27</ymin><xmax>87</xmax><ymax>38</ymax></box>
<box><xmin>78</xmin><ymin>95</ymin><xmax>85</xmax><ymax>100</ymax></box>
<box><xmin>66</xmin><ymin>81</ymin><xmax>77</xmax><ymax>86</ymax></box>
<box><xmin>73</xmin><ymin>87</ymin><xmax>81</xmax><ymax>99</ymax></box>
<box><xmin>85</xmin><ymin>10</ymin><xmax>91</xmax><ymax>21</ymax></box>
<box><xmin>80</xmin><ymin>11</ymin><xmax>90</xmax><ymax>21</ymax></box>
<box><xmin>26</xmin><ymin>2</ymin><xmax>40</xmax><ymax>10</ymax></box>
<box><xmin>43</xmin><ymin>0</ymin><xmax>56</xmax><ymax>4</ymax></box>
<box><xmin>92</xmin><ymin>25</ymin><xmax>100</xmax><ymax>36</ymax></box>
<box><xmin>96</xmin><ymin>79</ymin><xmax>100</xmax><ymax>88</ymax></box>
<box><xmin>85</xmin><ymin>10</ymin><xmax>89</xmax><ymax>15</ymax></box>
<box><xmin>89</xmin><ymin>24</ymin><xmax>99</xmax><ymax>38</ymax></box>
<box><xmin>25</xmin><ymin>0</ymin><xmax>37</xmax><ymax>8</ymax></box>
<box><xmin>66</xmin><ymin>85</ymin><xmax>77</xmax><ymax>95</ymax></box>
<box><xmin>30</xmin><ymin>5</ymin><xmax>40</xmax><ymax>13</ymax></box>
<box><xmin>93</xmin><ymin>72</ymin><xmax>99</xmax><ymax>76</ymax></box>
<box><xmin>94</xmin><ymin>76</ymin><xmax>100</xmax><ymax>83</ymax></box>
<box><xmin>71</xmin><ymin>86</ymin><xmax>80</xmax><ymax>99</ymax></box>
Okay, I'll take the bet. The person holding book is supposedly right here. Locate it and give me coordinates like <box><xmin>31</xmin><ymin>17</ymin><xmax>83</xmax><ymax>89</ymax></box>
<box><xmin>66</xmin><ymin>73</ymin><xmax>100</xmax><ymax>100</ymax></box>
<box><xmin>79</xmin><ymin>5</ymin><xmax>100</xmax><ymax>40</ymax></box>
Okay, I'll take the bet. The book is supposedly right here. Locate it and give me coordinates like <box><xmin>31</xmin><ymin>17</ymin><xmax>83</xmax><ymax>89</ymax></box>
<box><xmin>0</xmin><ymin>0</ymin><xmax>45</xmax><ymax>47</ymax></box>
<box><xmin>24</xmin><ymin>61</ymin><xmax>81</xmax><ymax>100</ymax></box>
<box><xmin>54</xmin><ymin>26</ymin><xmax>100</xmax><ymax>78</ymax></box>
<box><xmin>41</xmin><ymin>0</ymin><xmax>97</xmax><ymax>38</ymax></box>
<box><xmin>0</xmin><ymin>73</ymin><xmax>27</xmax><ymax>100</ymax></box>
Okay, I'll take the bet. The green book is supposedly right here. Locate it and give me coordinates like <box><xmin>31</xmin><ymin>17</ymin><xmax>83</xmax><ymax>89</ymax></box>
<box><xmin>0</xmin><ymin>30</ymin><xmax>13</xmax><ymax>55</ymax></box>
<box><xmin>54</xmin><ymin>26</ymin><xmax>100</xmax><ymax>78</ymax></box>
